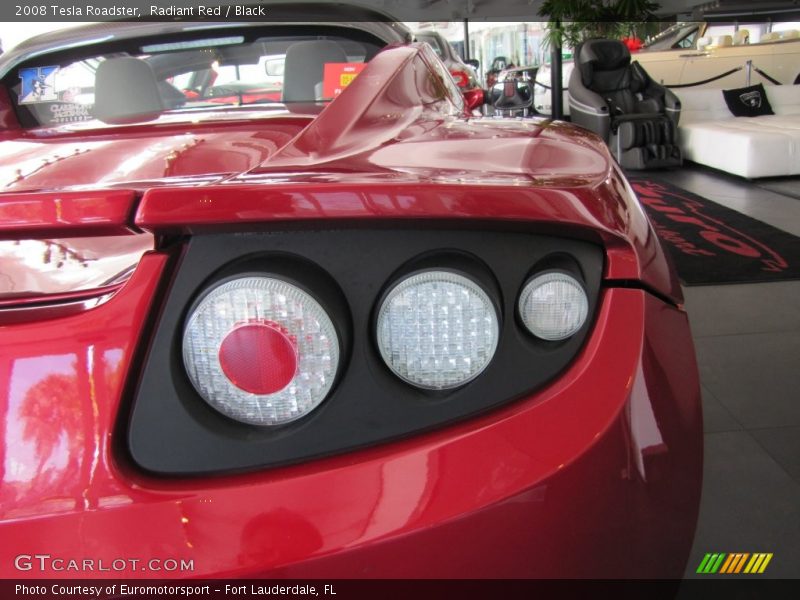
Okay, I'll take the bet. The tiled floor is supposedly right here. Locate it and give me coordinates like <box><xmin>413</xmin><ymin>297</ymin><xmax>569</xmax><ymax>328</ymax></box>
<box><xmin>649</xmin><ymin>165</ymin><xmax>800</xmax><ymax>579</ymax></box>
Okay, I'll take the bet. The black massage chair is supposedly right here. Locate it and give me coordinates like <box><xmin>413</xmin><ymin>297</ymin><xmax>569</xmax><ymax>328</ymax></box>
<box><xmin>568</xmin><ymin>39</ymin><xmax>682</xmax><ymax>169</ymax></box>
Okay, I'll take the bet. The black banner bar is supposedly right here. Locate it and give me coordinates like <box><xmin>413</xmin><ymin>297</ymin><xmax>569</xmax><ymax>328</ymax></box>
<box><xmin>3</xmin><ymin>579</ymin><xmax>800</xmax><ymax>600</ymax></box>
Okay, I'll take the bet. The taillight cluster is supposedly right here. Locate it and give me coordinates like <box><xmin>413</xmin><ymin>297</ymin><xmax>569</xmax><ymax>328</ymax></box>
<box><xmin>128</xmin><ymin>229</ymin><xmax>603</xmax><ymax>475</ymax></box>
<box><xmin>182</xmin><ymin>266</ymin><xmax>588</xmax><ymax>426</ymax></box>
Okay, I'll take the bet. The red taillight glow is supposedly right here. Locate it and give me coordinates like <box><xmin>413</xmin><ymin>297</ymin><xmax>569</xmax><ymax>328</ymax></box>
<box><xmin>218</xmin><ymin>321</ymin><xmax>298</xmax><ymax>395</ymax></box>
<box><xmin>450</xmin><ymin>69</ymin><xmax>469</xmax><ymax>88</ymax></box>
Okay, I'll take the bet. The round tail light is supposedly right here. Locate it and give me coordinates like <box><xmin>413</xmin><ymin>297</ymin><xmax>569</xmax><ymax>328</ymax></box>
<box><xmin>183</xmin><ymin>276</ymin><xmax>339</xmax><ymax>426</ymax></box>
<box><xmin>518</xmin><ymin>271</ymin><xmax>588</xmax><ymax>340</ymax></box>
<box><xmin>376</xmin><ymin>270</ymin><xmax>499</xmax><ymax>390</ymax></box>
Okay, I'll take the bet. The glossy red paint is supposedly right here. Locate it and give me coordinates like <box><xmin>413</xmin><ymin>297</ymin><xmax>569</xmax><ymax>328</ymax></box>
<box><xmin>0</xmin><ymin>282</ymin><xmax>124</xmax><ymax>310</ymax></box>
<box><xmin>0</xmin><ymin>235</ymin><xmax>154</xmax><ymax>304</ymax></box>
<box><xmin>462</xmin><ymin>87</ymin><xmax>485</xmax><ymax>111</ymax></box>
<box><xmin>0</xmin><ymin>39</ymin><xmax>700</xmax><ymax>579</ymax></box>
<box><xmin>0</xmin><ymin>281</ymin><xmax>700</xmax><ymax>578</ymax></box>
<box><xmin>0</xmin><ymin>120</ymin><xmax>310</xmax><ymax>193</ymax></box>
<box><xmin>0</xmin><ymin>190</ymin><xmax>137</xmax><ymax>238</ymax></box>
<box><xmin>0</xmin><ymin>253</ymin><xmax>168</xmax><ymax>558</ymax></box>
<box><xmin>136</xmin><ymin>176</ymin><xmax>679</xmax><ymax>305</ymax></box>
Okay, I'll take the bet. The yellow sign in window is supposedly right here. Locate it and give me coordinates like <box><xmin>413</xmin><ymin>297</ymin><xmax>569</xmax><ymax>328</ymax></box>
<box><xmin>340</xmin><ymin>73</ymin><xmax>358</xmax><ymax>87</ymax></box>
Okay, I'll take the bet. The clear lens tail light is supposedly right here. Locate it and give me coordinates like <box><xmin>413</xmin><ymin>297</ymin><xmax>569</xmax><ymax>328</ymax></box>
<box><xmin>183</xmin><ymin>276</ymin><xmax>340</xmax><ymax>426</ymax></box>
<box><xmin>518</xmin><ymin>271</ymin><xmax>589</xmax><ymax>341</ymax></box>
<box><xmin>376</xmin><ymin>270</ymin><xmax>499</xmax><ymax>390</ymax></box>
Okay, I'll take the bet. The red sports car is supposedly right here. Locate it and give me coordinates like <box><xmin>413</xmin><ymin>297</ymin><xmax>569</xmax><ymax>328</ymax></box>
<box><xmin>0</xmin><ymin>7</ymin><xmax>702</xmax><ymax>580</ymax></box>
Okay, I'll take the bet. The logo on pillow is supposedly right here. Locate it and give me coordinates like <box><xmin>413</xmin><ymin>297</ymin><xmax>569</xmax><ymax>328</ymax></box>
<box><xmin>723</xmin><ymin>83</ymin><xmax>775</xmax><ymax>117</ymax></box>
<box><xmin>739</xmin><ymin>90</ymin><xmax>762</xmax><ymax>108</ymax></box>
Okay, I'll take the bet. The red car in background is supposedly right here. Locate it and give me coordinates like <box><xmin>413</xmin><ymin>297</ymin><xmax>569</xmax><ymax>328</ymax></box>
<box><xmin>0</xmin><ymin>6</ymin><xmax>701</xmax><ymax>580</ymax></box>
<box><xmin>414</xmin><ymin>30</ymin><xmax>485</xmax><ymax>112</ymax></box>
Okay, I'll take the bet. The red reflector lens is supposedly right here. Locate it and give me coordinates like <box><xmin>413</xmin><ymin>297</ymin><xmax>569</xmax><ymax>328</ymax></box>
<box><xmin>218</xmin><ymin>322</ymin><xmax>297</xmax><ymax>395</ymax></box>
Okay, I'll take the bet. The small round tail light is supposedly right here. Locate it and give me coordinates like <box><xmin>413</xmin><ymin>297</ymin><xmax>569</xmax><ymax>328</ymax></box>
<box><xmin>183</xmin><ymin>276</ymin><xmax>339</xmax><ymax>426</ymax></box>
<box><xmin>518</xmin><ymin>271</ymin><xmax>588</xmax><ymax>341</ymax></box>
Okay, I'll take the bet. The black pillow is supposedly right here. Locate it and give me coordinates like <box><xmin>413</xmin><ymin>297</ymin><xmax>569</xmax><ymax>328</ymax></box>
<box><xmin>722</xmin><ymin>83</ymin><xmax>775</xmax><ymax>117</ymax></box>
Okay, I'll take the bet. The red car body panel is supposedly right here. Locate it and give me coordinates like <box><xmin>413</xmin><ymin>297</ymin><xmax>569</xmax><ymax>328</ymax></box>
<box><xmin>0</xmin><ymin>122</ymin><xmax>310</xmax><ymax>193</ymax></box>
<box><xmin>0</xmin><ymin>280</ymin><xmax>701</xmax><ymax>578</ymax></box>
<box><xmin>136</xmin><ymin>180</ymin><xmax>679</xmax><ymax>304</ymax></box>
<box><xmin>0</xmin><ymin>39</ymin><xmax>701</xmax><ymax>578</ymax></box>
<box><xmin>0</xmin><ymin>190</ymin><xmax>137</xmax><ymax>237</ymax></box>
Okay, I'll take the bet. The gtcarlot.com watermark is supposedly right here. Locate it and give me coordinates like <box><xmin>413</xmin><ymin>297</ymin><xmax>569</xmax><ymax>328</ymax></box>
<box><xmin>14</xmin><ymin>553</ymin><xmax>194</xmax><ymax>573</ymax></box>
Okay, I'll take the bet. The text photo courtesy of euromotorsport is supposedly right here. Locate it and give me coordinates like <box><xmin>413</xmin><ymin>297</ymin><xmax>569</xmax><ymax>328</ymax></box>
<box><xmin>17</xmin><ymin>584</ymin><xmax>331</xmax><ymax>596</ymax></box>
<box><xmin>14</xmin><ymin>4</ymin><xmax>270</xmax><ymax>18</ymax></box>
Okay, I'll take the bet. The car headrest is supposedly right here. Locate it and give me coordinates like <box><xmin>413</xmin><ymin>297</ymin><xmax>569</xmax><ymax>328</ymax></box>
<box><xmin>576</xmin><ymin>39</ymin><xmax>631</xmax><ymax>87</ymax></box>
<box><xmin>93</xmin><ymin>57</ymin><xmax>165</xmax><ymax>124</ymax></box>
<box><xmin>711</xmin><ymin>35</ymin><xmax>733</xmax><ymax>47</ymax></box>
<box><xmin>733</xmin><ymin>29</ymin><xmax>750</xmax><ymax>45</ymax></box>
<box><xmin>282</xmin><ymin>40</ymin><xmax>348</xmax><ymax>103</ymax></box>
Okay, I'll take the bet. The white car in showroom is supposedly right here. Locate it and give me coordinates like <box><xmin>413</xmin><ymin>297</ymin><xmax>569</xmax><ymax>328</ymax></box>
<box><xmin>535</xmin><ymin>21</ymin><xmax>800</xmax><ymax>116</ymax></box>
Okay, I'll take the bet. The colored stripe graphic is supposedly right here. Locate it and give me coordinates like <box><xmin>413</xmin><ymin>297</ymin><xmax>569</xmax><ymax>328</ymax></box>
<box><xmin>734</xmin><ymin>553</ymin><xmax>749</xmax><ymax>573</ymax></box>
<box><xmin>697</xmin><ymin>553</ymin><xmax>727</xmax><ymax>573</ymax></box>
<box><xmin>719</xmin><ymin>554</ymin><xmax>735</xmax><ymax>573</ymax></box>
<box><xmin>710</xmin><ymin>553</ymin><xmax>726</xmax><ymax>573</ymax></box>
<box><xmin>758</xmin><ymin>553</ymin><xmax>773</xmax><ymax>573</ymax></box>
<box><xmin>744</xmin><ymin>554</ymin><xmax>760</xmax><ymax>573</ymax></box>
<box><xmin>743</xmin><ymin>553</ymin><xmax>774</xmax><ymax>574</ymax></box>
<box><xmin>696</xmin><ymin>554</ymin><xmax>713</xmax><ymax>573</ymax></box>
<box><xmin>722</xmin><ymin>553</ymin><xmax>749</xmax><ymax>573</ymax></box>
<box><xmin>699</xmin><ymin>553</ymin><xmax>773</xmax><ymax>574</ymax></box>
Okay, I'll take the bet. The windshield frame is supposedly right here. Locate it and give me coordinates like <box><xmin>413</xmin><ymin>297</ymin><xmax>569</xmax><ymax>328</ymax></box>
<box><xmin>642</xmin><ymin>22</ymin><xmax>703</xmax><ymax>51</ymax></box>
<box><xmin>2</xmin><ymin>24</ymin><xmax>392</xmax><ymax>130</ymax></box>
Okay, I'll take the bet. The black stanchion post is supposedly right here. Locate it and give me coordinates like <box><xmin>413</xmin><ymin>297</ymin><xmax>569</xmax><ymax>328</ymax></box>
<box><xmin>463</xmin><ymin>18</ymin><xmax>470</xmax><ymax>61</ymax></box>
<box><xmin>551</xmin><ymin>19</ymin><xmax>563</xmax><ymax>120</ymax></box>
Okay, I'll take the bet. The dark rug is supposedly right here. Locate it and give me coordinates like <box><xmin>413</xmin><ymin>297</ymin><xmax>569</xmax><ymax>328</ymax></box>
<box><xmin>627</xmin><ymin>177</ymin><xmax>800</xmax><ymax>286</ymax></box>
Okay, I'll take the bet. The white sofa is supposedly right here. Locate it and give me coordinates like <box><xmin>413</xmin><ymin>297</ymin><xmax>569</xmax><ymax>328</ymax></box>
<box><xmin>675</xmin><ymin>84</ymin><xmax>800</xmax><ymax>178</ymax></box>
